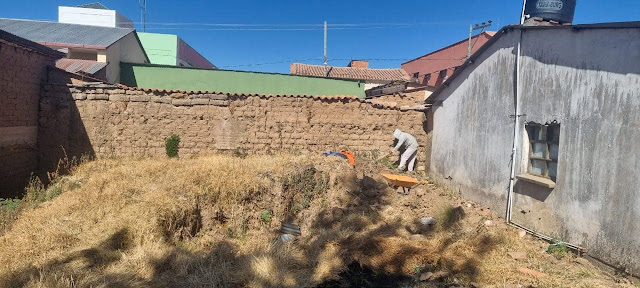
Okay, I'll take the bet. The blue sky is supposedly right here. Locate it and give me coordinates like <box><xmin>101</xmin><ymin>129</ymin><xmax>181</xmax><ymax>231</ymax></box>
<box><xmin>1</xmin><ymin>0</ymin><xmax>639</xmax><ymax>73</ymax></box>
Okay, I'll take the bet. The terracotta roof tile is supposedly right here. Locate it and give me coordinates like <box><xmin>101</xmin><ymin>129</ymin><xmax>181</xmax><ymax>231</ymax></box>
<box><xmin>103</xmin><ymin>84</ymin><xmax>405</xmax><ymax>110</ymax></box>
<box><xmin>290</xmin><ymin>63</ymin><xmax>410</xmax><ymax>82</ymax></box>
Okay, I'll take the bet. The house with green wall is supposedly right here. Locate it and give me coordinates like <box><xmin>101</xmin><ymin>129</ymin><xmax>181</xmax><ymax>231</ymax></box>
<box><xmin>120</xmin><ymin>63</ymin><xmax>366</xmax><ymax>98</ymax></box>
<box><xmin>137</xmin><ymin>32</ymin><xmax>215</xmax><ymax>69</ymax></box>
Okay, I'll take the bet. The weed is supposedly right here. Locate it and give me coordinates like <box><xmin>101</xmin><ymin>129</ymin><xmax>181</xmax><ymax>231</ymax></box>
<box><xmin>290</xmin><ymin>204</ymin><xmax>302</xmax><ymax>216</ymax></box>
<box><xmin>370</xmin><ymin>149</ymin><xmax>380</xmax><ymax>160</ymax></box>
<box><xmin>226</xmin><ymin>227</ymin><xmax>236</xmax><ymax>238</ymax></box>
<box><xmin>577</xmin><ymin>268</ymin><xmax>593</xmax><ymax>279</ymax></box>
<box><xmin>546</xmin><ymin>239</ymin><xmax>568</xmax><ymax>259</ymax></box>
<box><xmin>260</xmin><ymin>209</ymin><xmax>273</xmax><ymax>225</ymax></box>
<box><xmin>437</xmin><ymin>205</ymin><xmax>465</xmax><ymax>230</ymax></box>
<box><xmin>68</xmin><ymin>180</ymin><xmax>82</xmax><ymax>190</ymax></box>
<box><xmin>282</xmin><ymin>165</ymin><xmax>328</xmax><ymax>218</ymax></box>
<box><xmin>0</xmin><ymin>198</ymin><xmax>22</xmax><ymax>214</ymax></box>
<box><xmin>232</xmin><ymin>148</ymin><xmax>248</xmax><ymax>159</ymax></box>
<box><xmin>47</xmin><ymin>184</ymin><xmax>63</xmax><ymax>200</ymax></box>
<box><xmin>240</xmin><ymin>218</ymin><xmax>249</xmax><ymax>238</ymax></box>
<box><xmin>165</xmin><ymin>134</ymin><xmax>180</xmax><ymax>158</ymax></box>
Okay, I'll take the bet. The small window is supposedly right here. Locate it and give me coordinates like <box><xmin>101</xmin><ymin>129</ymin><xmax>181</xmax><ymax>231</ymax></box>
<box><xmin>439</xmin><ymin>70</ymin><xmax>447</xmax><ymax>78</ymax></box>
<box><xmin>425</xmin><ymin>74</ymin><xmax>431</xmax><ymax>83</ymax></box>
<box><xmin>413</xmin><ymin>72</ymin><xmax>420</xmax><ymax>78</ymax></box>
<box><xmin>526</xmin><ymin>123</ymin><xmax>560</xmax><ymax>181</ymax></box>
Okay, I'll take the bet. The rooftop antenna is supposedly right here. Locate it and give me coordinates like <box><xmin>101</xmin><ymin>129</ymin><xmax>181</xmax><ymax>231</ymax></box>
<box><xmin>139</xmin><ymin>0</ymin><xmax>147</xmax><ymax>32</ymax></box>
<box><xmin>323</xmin><ymin>21</ymin><xmax>328</xmax><ymax>77</ymax></box>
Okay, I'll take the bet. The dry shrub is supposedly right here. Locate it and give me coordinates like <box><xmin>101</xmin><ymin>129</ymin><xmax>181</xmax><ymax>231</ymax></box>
<box><xmin>0</xmin><ymin>154</ymin><xmax>632</xmax><ymax>288</ymax></box>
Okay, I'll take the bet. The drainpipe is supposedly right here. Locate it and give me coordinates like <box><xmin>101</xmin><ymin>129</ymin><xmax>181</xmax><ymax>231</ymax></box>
<box><xmin>506</xmin><ymin>0</ymin><xmax>527</xmax><ymax>222</ymax></box>
<box><xmin>505</xmin><ymin>0</ymin><xmax>585</xmax><ymax>253</ymax></box>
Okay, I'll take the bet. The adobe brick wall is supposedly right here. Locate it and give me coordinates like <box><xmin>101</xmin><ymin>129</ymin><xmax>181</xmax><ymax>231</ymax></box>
<box><xmin>0</xmin><ymin>38</ymin><xmax>56</xmax><ymax>197</ymax></box>
<box><xmin>39</xmin><ymin>84</ymin><xmax>429</xmax><ymax>173</ymax></box>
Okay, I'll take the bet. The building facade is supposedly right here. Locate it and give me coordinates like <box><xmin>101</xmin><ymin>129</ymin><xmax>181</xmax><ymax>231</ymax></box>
<box><xmin>290</xmin><ymin>60</ymin><xmax>410</xmax><ymax>90</ymax></box>
<box><xmin>58</xmin><ymin>3</ymin><xmax>134</xmax><ymax>29</ymax></box>
<box><xmin>402</xmin><ymin>31</ymin><xmax>495</xmax><ymax>89</ymax></box>
<box><xmin>137</xmin><ymin>32</ymin><xmax>216</xmax><ymax>69</ymax></box>
<box><xmin>427</xmin><ymin>23</ymin><xmax>640</xmax><ymax>275</ymax></box>
<box><xmin>0</xmin><ymin>18</ymin><xmax>148</xmax><ymax>83</ymax></box>
<box><xmin>0</xmin><ymin>30</ymin><xmax>64</xmax><ymax>197</ymax></box>
<box><xmin>121</xmin><ymin>63</ymin><xmax>366</xmax><ymax>98</ymax></box>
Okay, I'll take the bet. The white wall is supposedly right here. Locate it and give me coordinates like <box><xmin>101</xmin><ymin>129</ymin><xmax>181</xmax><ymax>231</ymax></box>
<box><xmin>105</xmin><ymin>33</ymin><xmax>148</xmax><ymax>83</ymax></box>
<box><xmin>59</xmin><ymin>6</ymin><xmax>133</xmax><ymax>28</ymax></box>
<box><xmin>59</xmin><ymin>6</ymin><xmax>116</xmax><ymax>27</ymax></box>
<box><xmin>364</xmin><ymin>81</ymin><xmax>390</xmax><ymax>91</ymax></box>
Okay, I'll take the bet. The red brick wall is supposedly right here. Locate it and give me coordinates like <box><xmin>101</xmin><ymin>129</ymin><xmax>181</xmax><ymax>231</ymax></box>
<box><xmin>0</xmin><ymin>39</ymin><xmax>56</xmax><ymax>197</ymax></box>
<box><xmin>401</xmin><ymin>32</ymin><xmax>494</xmax><ymax>87</ymax></box>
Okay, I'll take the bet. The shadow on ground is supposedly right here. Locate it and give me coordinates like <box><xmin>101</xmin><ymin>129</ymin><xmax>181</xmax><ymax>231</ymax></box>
<box><xmin>0</xmin><ymin>168</ymin><xmax>503</xmax><ymax>288</ymax></box>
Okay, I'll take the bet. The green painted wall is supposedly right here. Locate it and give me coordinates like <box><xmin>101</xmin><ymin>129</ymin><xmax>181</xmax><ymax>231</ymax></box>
<box><xmin>137</xmin><ymin>32</ymin><xmax>178</xmax><ymax>66</ymax></box>
<box><xmin>120</xmin><ymin>63</ymin><xmax>366</xmax><ymax>98</ymax></box>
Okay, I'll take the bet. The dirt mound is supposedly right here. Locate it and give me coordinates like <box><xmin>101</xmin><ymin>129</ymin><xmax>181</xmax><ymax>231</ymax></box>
<box><xmin>0</xmin><ymin>154</ymin><xmax>633</xmax><ymax>287</ymax></box>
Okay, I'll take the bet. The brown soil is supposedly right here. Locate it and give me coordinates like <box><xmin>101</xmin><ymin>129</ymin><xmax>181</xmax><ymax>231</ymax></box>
<box><xmin>0</xmin><ymin>153</ymin><xmax>635</xmax><ymax>288</ymax></box>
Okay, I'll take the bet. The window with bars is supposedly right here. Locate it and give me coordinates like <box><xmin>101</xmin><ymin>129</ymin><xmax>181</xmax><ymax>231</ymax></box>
<box><xmin>424</xmin><ymin>74</ymin><xmax>431</xmax><ymax>84</ymax></box>
<box><xmin>526</xmin><ymin>123</ymin><xmax>560</xmax><ymax>182</ymax></box>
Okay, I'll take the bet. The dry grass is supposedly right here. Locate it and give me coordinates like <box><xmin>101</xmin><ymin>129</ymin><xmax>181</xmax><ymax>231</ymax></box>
<box><xmin>0</xmin><ymin>153</ymin><xmax>634</xmax><ymax>288</ymax></box>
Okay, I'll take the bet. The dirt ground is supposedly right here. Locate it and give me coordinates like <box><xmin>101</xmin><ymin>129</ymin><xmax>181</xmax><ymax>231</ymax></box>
<box><xmin>0</xmin><ymin>153</ymin><xmax>636</xmax><ymax>288</ymax></box>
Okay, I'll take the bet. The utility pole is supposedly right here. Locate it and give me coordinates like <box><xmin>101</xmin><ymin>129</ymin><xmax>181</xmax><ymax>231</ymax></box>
<box><xmin>467</xmin><ymin>20</ymin><xmax>492</xmax><ymax>59</ymax></box>
<box><xmin>323</xmin><ymin>21</ymin><xmax>328</xmax><ymax>77</ymax></box>
<box><xmin>139</xmin><ymin>0</ymin><xmax>147</xmax><ymax>32</ymax></box>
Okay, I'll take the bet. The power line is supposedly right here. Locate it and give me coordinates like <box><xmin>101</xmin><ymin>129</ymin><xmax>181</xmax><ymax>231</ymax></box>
<box><xmin>220</xmin><ymin>56</ymin><xmax>468</xmax><ymax>68</ymax></box>
<box><xmin>129</xmin><ymin>21</ymin><xmax>468</xmax><ymax>27</ymax></box>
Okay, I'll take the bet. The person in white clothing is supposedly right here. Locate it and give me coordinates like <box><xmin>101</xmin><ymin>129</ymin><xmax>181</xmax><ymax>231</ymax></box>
<box><xmin>391</xmin><ymin>129</ymin><xmax>419</xmax><ymax>172</ymax></box>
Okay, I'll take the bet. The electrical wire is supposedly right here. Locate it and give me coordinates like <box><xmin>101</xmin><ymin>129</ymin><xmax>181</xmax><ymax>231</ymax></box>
<box><xmin>220</xmin><ymin>56</ymin><xmax>468</xmax><ymax>68</ymax></box>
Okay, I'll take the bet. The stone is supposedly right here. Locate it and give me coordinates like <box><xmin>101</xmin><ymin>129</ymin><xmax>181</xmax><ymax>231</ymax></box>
<box><xmin>508</xmin><ymin>251</ymin><xmax>527</xmax><ymax>260</ymax></box>
<box><xmin>518</xmin><ymin>230</ymin><xmax>527</xmax><ymax>238</ymax></box>
<box><xmin>210</xmin><ymin>100</ymin><xmax>230</xmax><ymax>106</ymax></box>
<box><xmin>517</xmin><ymin>267</ymin><xmax>547</xmax><ymax>278</ymax></box>
<box><xmin>419</xmin><ymin>272</ymin><xmax>433</xmax><ymax>281</ymax></box>
<box><xmin>417</xmin><ymin>165</ymin><xmax>425</xmax><ymax>171</ymax></box>
<box><xmin>279</xmin><ymin>234</ymin><xmax>295</xmax><ymax>243</ymax></box>
<box><xmin>209</xmin><ymin>94</ymin><xmax>229</xmax><ymax>100</ymax></box>
<box><xmin>191</xmin><ymin>98</ymin><xmax>210</xmax><ymax>105</ymax></box>
<box><xmin>484</xmin><ymin>220</ymin><xmax>493</xmax><ymax>227</ymax></box>
<box><xmin>87</xmin><ymin>94</ymin><xmax>109</xmax><ymax>100</ymax></box>
<box><xmin>410</xmin><ymin>234</ymin><xmax>426</xmax><ymax>241</ymax></box>
<box><xmin>172</xmin><ymin>99</ymin><xmax>192</xmax><ymax>106</ymax></box>
<box><xmin>72</xmin><ymin>93</ymin><xmax>87</xmax><ymax>100</ymax></box>
<box><xmin>129</xmin><ymin>95</ymin><xmax>150</xmax><ymax>102</ymax></box>
<box><xmin>419</xmin><ymin>217</ymin><xmax>436</xmax><ymax>226</ymax></box>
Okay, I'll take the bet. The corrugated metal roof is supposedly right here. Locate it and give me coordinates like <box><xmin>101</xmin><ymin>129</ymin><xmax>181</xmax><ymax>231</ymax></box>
<box><xmin>0</xmin><ymin>29</ymin><xmax>65</xmax><ymax>58</ymax></box>
<box><xmin>290</xmin><ymin>63</ymin><xmax>410</xmax><ymax>82</ymax></box>
<box><xmin>0</xmin><ymin>18</ymin><xmax>134</xmax><ymax>48</ymax></box>
<box><xmin>56</xmin><ymin>59</ymin><xmax>107</xmax><ymax>75</ymax></box>
<box><xmin>76</xmin><ymin>2</ymin><xmax>109</xmax><ymax>9</ymax></box>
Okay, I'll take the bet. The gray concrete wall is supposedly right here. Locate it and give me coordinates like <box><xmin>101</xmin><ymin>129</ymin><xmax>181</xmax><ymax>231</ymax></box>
<box><xmin>430</xmin><ymin>26</ymin><xmax>640</xmax><ymax>274</ymax></box>
<box><xmin>430</xmin><ymin>30</ymin><xmax>518</xmax><ymax>215</ymax></box>
<box><xmin>514</xmin><ymin>27</ymin><xmax>640</xmax><ymax>273</ymax></box>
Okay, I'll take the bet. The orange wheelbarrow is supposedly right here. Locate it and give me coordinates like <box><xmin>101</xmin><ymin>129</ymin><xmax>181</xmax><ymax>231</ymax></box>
<box><xmin>380</xmin><ymin>173</ymin><xmax>427</xmax><ymax>195</ymax></box>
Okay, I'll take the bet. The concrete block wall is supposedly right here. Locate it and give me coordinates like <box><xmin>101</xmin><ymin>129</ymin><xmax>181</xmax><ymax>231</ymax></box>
<box><xmin>0</xmin><ymin>39</ymin><xmax>56</xmax><ymax>197</ymax></box>
<box><xmin>39</xmin><ymin>84</ymin><xmax>428</xmax><ymax>173</ymax></box>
